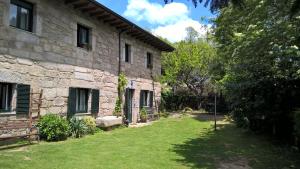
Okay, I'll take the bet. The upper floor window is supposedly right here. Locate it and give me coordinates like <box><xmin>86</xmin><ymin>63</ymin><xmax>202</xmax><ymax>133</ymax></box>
<box><xmin>146</xmin><ymin>52</ymin><xmax>153</xmax><ymax>69</ymax></box>
<box><xmin>9</xmin><ymin>0</ymin><xmax>33</xmax><ymax>32</ymax></box>
<box><xmin>0</xmin><ymin>83</ymin><xmax>13</xmax><ymax>113</ymax></box>
<box><xmin>125</xmin><ymin>44</ymin><xmax>131</xmax><ymax>63</ymax></box>
<box><xmin>77</xmin><ymin>24</ymin><xmax>91</xmax><ymax>50</ymax></box>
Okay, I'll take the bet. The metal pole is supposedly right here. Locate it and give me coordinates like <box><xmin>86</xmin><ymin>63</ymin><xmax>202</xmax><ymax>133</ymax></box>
<box><xmin>214</xmin><ymin>91</ymin><xmax>217</xmax><ymax>131</ymax></box>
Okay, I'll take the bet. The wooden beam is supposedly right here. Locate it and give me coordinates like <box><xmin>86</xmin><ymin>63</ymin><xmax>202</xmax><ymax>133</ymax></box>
<box><xmin>74</xmin><ymin>2</ymin><xmax>90</xmax><ymax>9</ymax></box>
<box><xmin>116</xmin><ymin>25</ymin><xmax>130</xmax><ymax>30</ymax></box>
<box><xmin>97</xmin><ymin>14</ymin><xmax>111</xmax><ymax>20</ymax></box>
<box><xmin>90</xmin><ymin>11</ymin><xmax>105</xmax><ymax>17</ymax></box>
<box><xmin>110</xmin><ymin>21</ymin><xmax>123</xmax><ymax>27</ymax></box>
<box><xmin>65</xmin><ymin>0</ymin><xmax>80</xmax><ymax>5</ymax></box>
<box><xmin>103</xmin><ymin>18</ymin><xmax>117</xmax><ymax>23</ymax></box>
<box><xmin>82</xmin><ymin>6</ymin><xmax>98</xmax><ymax>13</ymax></box>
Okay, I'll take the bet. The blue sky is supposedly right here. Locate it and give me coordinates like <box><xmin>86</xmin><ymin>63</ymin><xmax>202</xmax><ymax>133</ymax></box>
<box><xmin>97</xmin><ymin>0</ymin><xmax>215</xmax><ymax>42</ymax></box>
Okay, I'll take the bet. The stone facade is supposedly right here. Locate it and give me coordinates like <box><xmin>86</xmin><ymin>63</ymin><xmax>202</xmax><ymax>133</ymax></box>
<box><xmin>0</xmin><ymin>0</ymin><xmax>163</xmax><ymax>126</ymax></box>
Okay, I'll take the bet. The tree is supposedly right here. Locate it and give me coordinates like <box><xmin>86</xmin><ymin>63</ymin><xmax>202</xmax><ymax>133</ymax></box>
<box><xmin>164</xmin><ymin>0</ymin><xmax>300</xmax><ymax>16</ymax></box>
<box><xmin>161</xmin><ymin>28</ymin><xmax>216</xmax><ymax>108</ymax></box>
<box><xmin>212</xmin><ymin>0</ymin><xmax>300</xmax><ymax>136</ymax></box>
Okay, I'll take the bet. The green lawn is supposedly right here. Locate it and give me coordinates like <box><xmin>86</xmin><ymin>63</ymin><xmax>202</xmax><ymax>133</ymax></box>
<box><xmin>0</xmin><ymin>116</ymin><xmax>299</xmax><ymax>169</ymax></box>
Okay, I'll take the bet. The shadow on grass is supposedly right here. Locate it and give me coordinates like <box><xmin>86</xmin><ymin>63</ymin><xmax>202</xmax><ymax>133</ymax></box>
<box><xmin>0</xmin><ymin>138</ymin><xmax>36</xmax><ymax>151</ymax></box>
<box><xmin>171</xmin><ymin>117</ymin><xmax>300</xmax><ymax>169</ymax></box>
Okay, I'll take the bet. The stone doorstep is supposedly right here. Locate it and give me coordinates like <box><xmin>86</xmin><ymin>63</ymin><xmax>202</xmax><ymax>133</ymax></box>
<box><xmin>128</xmin><ymin>121</ymin><xmax>153</xmax><ymax>128</ymax></box>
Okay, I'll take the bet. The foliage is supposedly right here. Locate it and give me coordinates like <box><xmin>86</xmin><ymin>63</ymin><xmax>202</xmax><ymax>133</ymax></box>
<box><xmin>159</xmin><ymin>111</ymin><xmax>170</xmax><ymax>118</ymax></box>
<box><xmin>213</xmin><ymin>0</ymin><xmax>300</xmax><ymax>137</ymax></box>
<box><xmin>114</xmin><ymin>73</ymin><xmax>127</xmax><ymax>117</ymax></box>
<box><xmin>164</xmin><ymin>0</ymin><xmax>300</xmax><ymax>16</ymax></box>
<box><xmin>118</xmin><ymin>73</ymin><xmax>127</xmax><ymax>95</ymax></box>
<box><xmin>140</xmin><ymin>108</ymin><xmax>148</xmax><ymax>122</ymax></box>
<box><xmin>164</xmin><ymin>0</ymin><xmax>244</xmax><ymax>13</ymax></box>
<box><xmin>69</xmin><ymin>117</ymin><xmax>87</xmax><ymax>138</ymax></box>
<box><xmin>37</xmin><ymin>114</ymin><xmax>70</xmax><ymax>141</ymax></box>
<box><xmin>113</xmin><ymin>98</ymin><xmax>122</xmax><ymax>117</ymax></box>
<box><xmin>161</xmin><ymin>29</ymin><xmax>216</xmax><ymax>108</ymax></box>
<box><xmin>82</xmin><ymin>116</ymin><xmax>97</xmax><ymax>135</ymax></box>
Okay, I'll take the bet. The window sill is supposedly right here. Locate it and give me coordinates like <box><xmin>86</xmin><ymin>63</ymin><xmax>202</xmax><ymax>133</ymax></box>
<box><xmin>0</xmin><ymin>112</ymin><xmax>16</xmax><ymax>117</ymax></box>
<box><xmin>77</xmin><ymin>45</ymin><xmax>92</xmax><ymax>52</ymax></box>
<box><xmin>74</xmin><ymin>112</ymin><xmax>92</xmax><ymax>116</ymax></box>
<box><xmin>9</xmin><ymin>26</ymin><xmax>35</xmax><ymax>35</ymax></box>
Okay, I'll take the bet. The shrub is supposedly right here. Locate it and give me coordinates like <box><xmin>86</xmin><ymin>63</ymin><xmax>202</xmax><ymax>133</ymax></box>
<box><xmin>140</xmin><ymin>108</ymin><xmax>147</xmax><ymax>122</ymax></box>
<box><xmin>83</xmin><ymin>116</ymin><xmax>97</xmax><ymax>135</ymax></box>
<box><xmin>37</xmin><ymin>114</ymin><xmax>70</xmax><ymax>141</ymax></box>
<box><xmin>113</xmin><ymin>98</ymin><xmax>122</xmax><ymax>117</ymax></box>
<box><xmin>69</xmin><ymin>117</ymin><xmax>87</xmax><ymax>138</ymax></box>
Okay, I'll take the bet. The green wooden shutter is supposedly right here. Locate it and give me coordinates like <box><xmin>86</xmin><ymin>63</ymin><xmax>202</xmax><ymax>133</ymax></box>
<box><xmin>140</xmin><ymin>90</ymin><xmax>144</xmax><ymax>110</ymax></box>
<box><xmin>67</xmin><ymin>87</ymin><xmax>76</xmax><ymax>119</ymax></box>
<box><xmin>150</xmin><ymin>91</ymin><xmax>154</xmax><ymax>108</ymax></box>
<box><xmin>16</xmin><ymin>84</ymin><xmax>30</xmax><ymax>114</ymax></box>
<box><xmin>91</xmin><ymin>89</ymin><xmax>100</xmax><ymax>116</ymax></box>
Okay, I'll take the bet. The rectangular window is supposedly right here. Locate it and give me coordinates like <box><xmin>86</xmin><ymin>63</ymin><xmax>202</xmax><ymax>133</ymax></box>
<box><xmin>9</xmin><ymin>0</ymin><xmax>33</xmax><ymax>32</ymax></box>
<box><xmin>125</xmin><ymin>44</ymin><xmax>131</xmax><ymax>63</ymax></box>
<box><xmin>0</xmin><ymin>83</ymin><xmax>13</xmax><ymax>113</ymax></box>
<box><xmin>75</xmin><ymin>88</ymin><xmax>89</xmax><ymax>113</ymax></box>
<box><xmin>141</xmin><ymin>90</ymin><xmax>153</xmax><ymax>107</ymax></box>
<box><xmin>146</xmin><ymin>52</ymin><xmax>153</xmax><ymax>69</ymax></box>
<box><xmin>77</xmin><ymin>24</ymin><xmax>90</xmax><ymax>50</ymax></box>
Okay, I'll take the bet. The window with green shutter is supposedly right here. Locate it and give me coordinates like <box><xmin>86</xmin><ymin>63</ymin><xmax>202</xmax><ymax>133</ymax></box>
<box><xmin>16</xmin><ymin>84</ymin><xmax>30</xmax><ymax>114</ymax></box>
<box><xmin>91</xmin><ymin>89</ymin><xmax>99</xmax><ymax>115</ymax></box>
<box><xmin>68</xmin><ymin>87</ymin><xmax>77</xmax><ymax>118</ymax></box>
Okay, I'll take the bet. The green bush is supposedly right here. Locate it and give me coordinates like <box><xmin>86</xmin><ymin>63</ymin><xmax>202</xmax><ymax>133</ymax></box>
<box><xmin>83</xmin><ymin>116</ymin><xmax>97</xmax><ymax>135</ymax></box>
<box><xmin>113</xmin><ymin>98</ymin><xmax>122</xmax><ymax>117</ymax></box>
<box><xmin>140</xmin><ymin>108</ymin><xmax>147</xmax><ymax>122</ymax></box>
<box><xmin>37</xmin><ymin>114</ymin><xmax>70</xmax><ymax>141</ymax></box>
<box><xmin>69</xmin><ymin>117</ymin><xmax>87</xmax><ymax>138</ymax></box>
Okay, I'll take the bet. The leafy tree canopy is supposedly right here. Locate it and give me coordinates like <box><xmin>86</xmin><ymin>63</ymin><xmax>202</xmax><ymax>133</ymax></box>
<box><xmin>161</xmin><ymin>27</ymin><xmax>216</xmax><ymax>99</ymax></box>
<box><xmin>212</xmin><ymin>0</ymin><xmax>300</xmax><ymax>133</ymax></box>
<box><xmin>164</xmin><ymin>0</ymin><xmax>300</xmax><ymax>16</ymax></box>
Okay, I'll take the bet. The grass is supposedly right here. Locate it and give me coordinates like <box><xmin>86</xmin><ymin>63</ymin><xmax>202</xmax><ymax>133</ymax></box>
<box><xmin>0</xmin><ymin>115</ymin><xmax>300</xmax><ymax>169</ymax></box>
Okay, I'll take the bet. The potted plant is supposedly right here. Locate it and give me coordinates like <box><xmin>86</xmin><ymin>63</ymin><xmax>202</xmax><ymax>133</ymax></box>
<box><xmin>140</xmin><ymin>108</ymin><xmax>148</xmax><ymax>123</ymax></box>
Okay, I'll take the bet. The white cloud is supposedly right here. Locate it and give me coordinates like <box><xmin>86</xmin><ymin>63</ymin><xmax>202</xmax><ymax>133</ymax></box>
<box><xmin>124</xmin><ymin>0</ymin><xmax>189</xmax><ymax>25</ymax></box>
<box><xmin>124</xmin><ymin>0</ymin><xmax>209</xmax><ymax>42</ymax></box>
<box><xmin>152</xmin><ymin>19</ymin><xmax>210</xmax><ymax>43</ymax></box>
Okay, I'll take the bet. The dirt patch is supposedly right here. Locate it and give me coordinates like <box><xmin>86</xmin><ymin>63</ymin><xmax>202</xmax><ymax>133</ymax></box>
<box><xmin>218</xmin><ymin>157</ymin><xmax>252</xmax><ymax>169</ymax></box>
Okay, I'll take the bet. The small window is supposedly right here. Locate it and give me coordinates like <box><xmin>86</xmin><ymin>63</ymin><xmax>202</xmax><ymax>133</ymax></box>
<box><xmin>146</xmin><ymin>52</ymin><xmax>153</xmax><ymax>69</ymax></box>
<box><xmin>77</xmin><ymin>24</ymin><xmax>91</xmax><ymax>50</ymax></box>
<box><xmin>9</xmin><ymin>0</ymin><xmax>33</xmax><ymax>32</ymax></box>
<box><xmin>0</xmin><ymin>83</ymin><xmax>13</xmax><ymax>113</ymax></box>
<box><xmin>125</xmin><ymin>44</ymin><xmax>131</xmax><ymax>63</ymax></box>
<box><xmin>75</xmin><ymin>88</ymin><xmax>89</xmax><ymax>113</ymax></box>
<box><xmin>141</xmin><ymin>90</ymin><xmax>153</xmax><ymax>107</ymax></box>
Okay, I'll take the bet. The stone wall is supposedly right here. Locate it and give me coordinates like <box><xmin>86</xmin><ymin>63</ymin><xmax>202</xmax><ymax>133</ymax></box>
<box><xmin>0</xmin><ymin>0</ymin><xmax>162</xmax><ymax>125</ymax></box>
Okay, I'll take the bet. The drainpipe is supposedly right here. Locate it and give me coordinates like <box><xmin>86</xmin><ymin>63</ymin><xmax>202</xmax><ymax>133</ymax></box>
<box><xmin>118</xmin><ymin>30</ymin><xmax>126</xmax><ymax>75</ymax></box>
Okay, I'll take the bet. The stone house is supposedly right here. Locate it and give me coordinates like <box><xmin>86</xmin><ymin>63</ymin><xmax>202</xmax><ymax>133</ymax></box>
<box><xmin>0</xmin><ymin>0</ymin><xmax>174</xmax><ymax>130</ymax></box>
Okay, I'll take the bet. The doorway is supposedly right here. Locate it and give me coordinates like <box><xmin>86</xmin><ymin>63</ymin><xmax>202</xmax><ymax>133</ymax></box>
<box><xmin>125</xmin><ymin>88</ymin><xmax>134</xmax><ymax>123</ymax></box>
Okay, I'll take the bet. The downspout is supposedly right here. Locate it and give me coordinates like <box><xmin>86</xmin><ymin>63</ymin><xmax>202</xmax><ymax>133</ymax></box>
<box><xmin>118</xmin><ymin>29</ymin><xmax>126</xmax><ymax>116</ymax></box>
<box><xmin>118</xmin><ymin>30</ymin><xmax>126</xmax><ymax>76</ymax></box>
